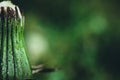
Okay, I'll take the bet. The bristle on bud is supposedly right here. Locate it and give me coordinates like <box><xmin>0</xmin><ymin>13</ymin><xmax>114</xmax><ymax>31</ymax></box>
<box><xmin>0</xmin><ymin>1</ymin><xmax>23</xmax><ymax>26</ymax></box>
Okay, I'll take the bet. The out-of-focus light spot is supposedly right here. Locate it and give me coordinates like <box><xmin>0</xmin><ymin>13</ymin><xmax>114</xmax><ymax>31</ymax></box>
<box><xmin>26</xmin><ymin>32</ymin><xmax>49</xmax><ymax>65</ymax></box>
<box><xmin>28</xmin><ymin>33</ymin><xmax>48</xmax><ymax>54</ymax></box>
<box><xmin>89</xmin><ymin>14</ymin><xmax>107</xmax><ymax>34</ymax></box>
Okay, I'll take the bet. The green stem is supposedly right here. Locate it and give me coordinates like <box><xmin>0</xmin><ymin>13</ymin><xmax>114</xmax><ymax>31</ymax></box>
<box><xmin>0</xmin><ymin>2</ymin><xmax>32</xmax><ymax>80</ymax></box>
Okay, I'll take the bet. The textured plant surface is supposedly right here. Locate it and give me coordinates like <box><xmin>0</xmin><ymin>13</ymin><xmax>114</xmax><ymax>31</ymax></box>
<box><xmin>0</xmin><ymin>1</ymin><xmax>32</xmax><ymax>80</ymax></box>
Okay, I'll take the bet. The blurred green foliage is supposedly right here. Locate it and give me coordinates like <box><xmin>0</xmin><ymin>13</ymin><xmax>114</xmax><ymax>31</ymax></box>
<box><xmin>10</xmin><ymin>0</ymin><xmax>120</xmax><ymax>80</ymax></box>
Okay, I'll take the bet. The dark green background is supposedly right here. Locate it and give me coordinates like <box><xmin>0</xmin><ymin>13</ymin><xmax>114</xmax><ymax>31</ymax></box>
<box><xmin>10</xmin><ymin>0</ymin><xmax>120</xmax><ymax>80</ymax></box>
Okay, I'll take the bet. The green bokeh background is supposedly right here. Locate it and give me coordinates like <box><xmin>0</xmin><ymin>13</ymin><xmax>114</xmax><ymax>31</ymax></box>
<box><xmin>11</xmin><ymin>0</ymin><xmax>120</xmax><ymax>80</ymax></box>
